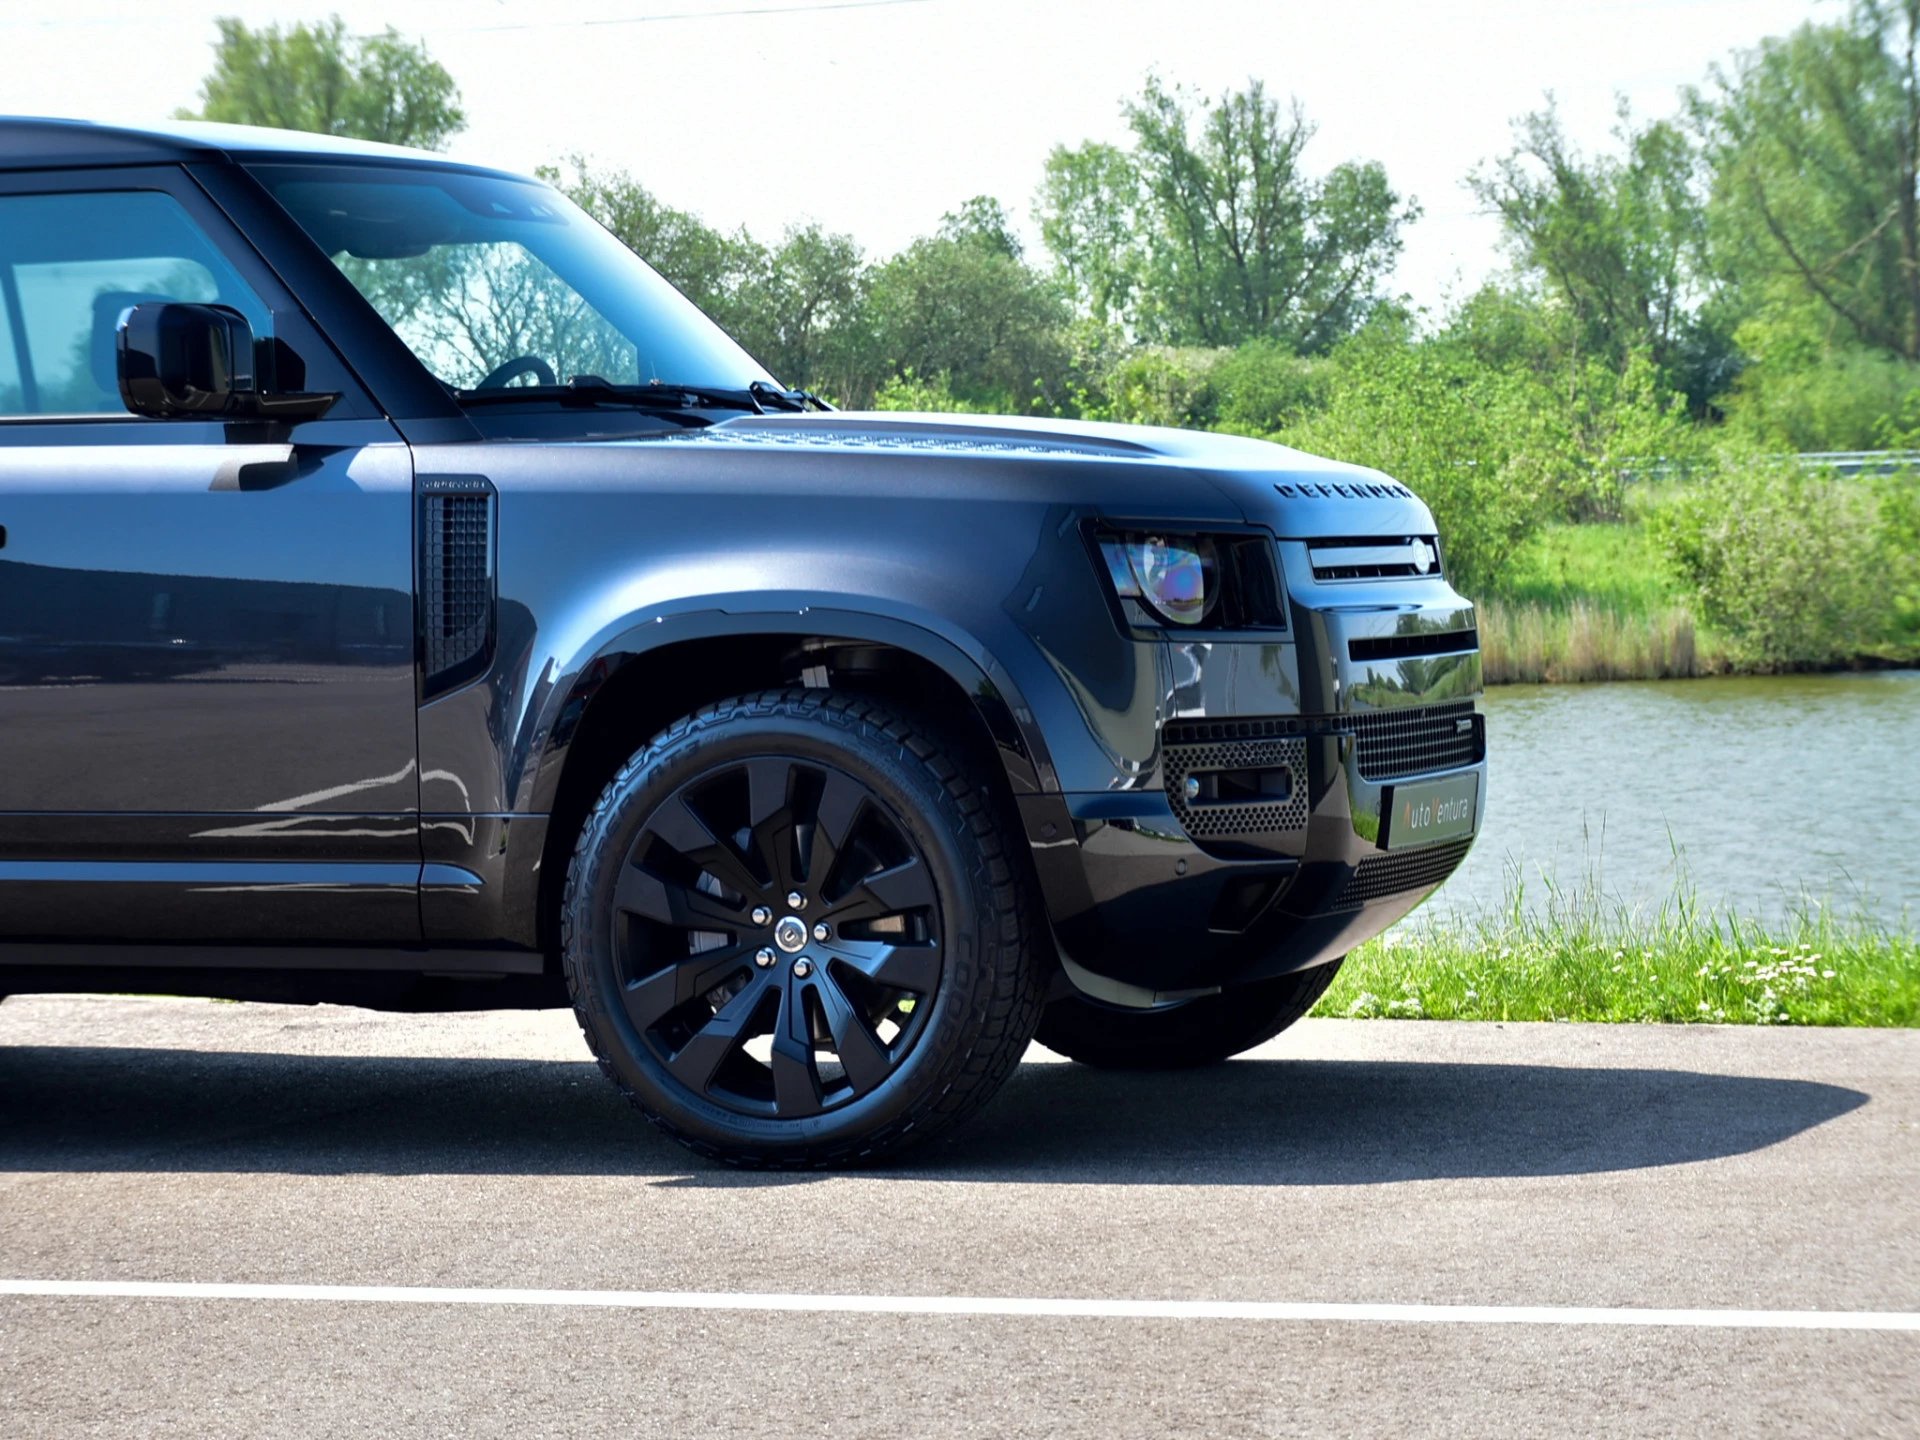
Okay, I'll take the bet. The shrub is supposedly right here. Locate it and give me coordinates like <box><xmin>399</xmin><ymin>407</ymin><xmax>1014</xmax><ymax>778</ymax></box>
<box><xmin>1647</xmin><ymin>453</ymin><xmax>1892</xmax><ymax>666</ymax></box>
<box><xmin>1209</xmin><ymin>339</ymin><xmax>1330</xmax><ymax>436</ymax></box>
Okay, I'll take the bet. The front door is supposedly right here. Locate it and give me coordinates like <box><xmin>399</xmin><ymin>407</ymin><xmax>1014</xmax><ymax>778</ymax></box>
<box><xmin>0</xmin><ymin>169</ymin><xmax>420</xmax><ymax>945</ymax></box>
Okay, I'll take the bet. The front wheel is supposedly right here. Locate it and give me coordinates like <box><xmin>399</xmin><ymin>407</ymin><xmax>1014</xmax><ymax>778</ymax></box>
<box><xmin>562</xmin><ymin>690</ymin><xmax>1044</xmax><ymax>1168</ymax></box>
<box><xmin>1035</xmin><ymin>959</ymin><xmax>1344</xmax><ymax>1070</ymax></box>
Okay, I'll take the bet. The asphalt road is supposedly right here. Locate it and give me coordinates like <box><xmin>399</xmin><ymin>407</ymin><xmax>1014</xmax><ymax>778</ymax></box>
<box><xmin>0</xmin><ymin>995</ymin><xmax>1914</xmax><ymax>1438</ymax></box>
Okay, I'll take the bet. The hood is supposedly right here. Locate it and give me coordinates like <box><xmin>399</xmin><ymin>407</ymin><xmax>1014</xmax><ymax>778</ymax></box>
<box><xmin>673</xmin><ymin>411</ymin><xmax>1438</xmax><ymax>538</ymax></box>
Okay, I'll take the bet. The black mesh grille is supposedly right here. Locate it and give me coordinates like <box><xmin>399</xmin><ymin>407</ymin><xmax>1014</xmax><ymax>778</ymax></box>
<box><xmin>1335</xmin><ymin>837</ymin><xmax>1473</xmax><ymax>909</ymax></box>
<box><xmin>1164</xmin><ymin>716</ymin><xmax>1314</xmax><ymax>745</ymax></box>
<box><xmin>1351</xmin><ymin>703</ymin><xmax>1483</xmax><ymax>781</ymax></box>
<box><xmin>423</xmin><ymin>491</ymin><xmax>491</xmax><ymax>682</ymax></box>
<box><xmin>1165</xmin><ymin>705</ymin><xmax>1483</xmax><ymax>783</ymax></box>
<box><xmin>1163</xmin><ymin>735</ymin><xmax>1309</xmax><ymax>838</ymax></box>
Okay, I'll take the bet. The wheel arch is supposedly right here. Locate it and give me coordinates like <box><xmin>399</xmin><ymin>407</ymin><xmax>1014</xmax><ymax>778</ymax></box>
<box><xmin>525</xmin><ymin>609</ymin><xmax>1057</xmax><ymax>961</ymax></box>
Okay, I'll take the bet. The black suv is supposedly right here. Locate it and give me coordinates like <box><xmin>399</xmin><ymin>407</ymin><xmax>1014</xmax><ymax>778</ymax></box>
<box><xmin>0</xmin><ymin>119</ymin><xmax>1485</xmax><ymax>1166</ymax></box>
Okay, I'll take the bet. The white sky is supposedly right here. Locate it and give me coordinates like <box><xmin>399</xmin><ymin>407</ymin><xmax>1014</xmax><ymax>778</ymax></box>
<box><xmin>0</xmin><ymin>0</ymin><xmax>1826</xmax><ymax>310</ymax></box>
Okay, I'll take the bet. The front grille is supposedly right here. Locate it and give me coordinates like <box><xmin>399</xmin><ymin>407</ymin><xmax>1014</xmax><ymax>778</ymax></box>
<box><xmin>1308</xmin><ymin>535</ymin><xmax>1442</xmax><ymax>582</ymax></box>
<box><xmin>1351</xmin><ymin>703</ymin><xmax>1482</xmax><ymax>781</ymax></box>
<box><xmin>1163</xmin><ymin>735</ymin><xmax>1309</xmax><ymax>838</ymax></box>
<box><xmin>1334</xmin><ymin>837</ymin><xmax>1474</xmax><ymax>909</ymax></box>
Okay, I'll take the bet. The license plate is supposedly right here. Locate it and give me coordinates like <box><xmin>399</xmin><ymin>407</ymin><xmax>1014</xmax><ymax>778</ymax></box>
<box><xmin>1381</xmin><ymin>773</ymin><xmax>1478</xmax><ymax>850</ymax></box>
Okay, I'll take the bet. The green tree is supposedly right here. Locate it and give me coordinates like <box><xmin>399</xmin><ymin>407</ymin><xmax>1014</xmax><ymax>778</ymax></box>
<box><xmin>1035</xmin><ymin>141</ymin><xmax>1143</xmax><ymax>329</ymax></box>
<box><xmin>1695</xmin><ymin>0</ymin><xmax>1920</xmax><ymax>361</ymax></box>
<box><xmin>178</xmin><ymin>15</ymin><xmax>464</xmax><ymax>150</ymax></box>
<box><xmin>731</xmin><ymin>224</ymin><xmax>875</xmax><ymax>402</ymax></box>
<box><xmin>1470</xmin><ymin>99</ymin><xmax>1722</xmax><ymax>400</ymax></box>
<box><xmin>868</xmin><ymin>197</ymin><xmax>1072</xmax><ymax>412</ymax></box>
<box><xmin>1039</xmin><ymin>77</ymin><xmax>1414</xmax><ymax>350</ymax></box>
<box><xmin>544</xmin><ymin>160</ymin><xmax>760</xmax><ymax>323</ymax></box>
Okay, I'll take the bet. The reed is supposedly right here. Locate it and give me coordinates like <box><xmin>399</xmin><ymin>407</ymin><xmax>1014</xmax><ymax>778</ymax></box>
<box><xmin>1479</xmin><ymin>598</ymin><xmax>1712</xmax><ymax>684</ymax></box>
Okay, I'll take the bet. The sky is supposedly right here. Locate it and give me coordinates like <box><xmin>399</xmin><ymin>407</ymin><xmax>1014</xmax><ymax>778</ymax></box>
<box><xmin>0</xmin><ymin>0</ymin><xmax>1827</xmax><ymax>310</ymax></box>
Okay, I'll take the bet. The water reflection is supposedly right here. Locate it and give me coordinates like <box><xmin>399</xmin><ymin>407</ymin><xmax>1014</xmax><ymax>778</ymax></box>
<box><xmin>1436</xmin><ymin>670</ymin><xmax>1919</xmax><ymax>926</ymax></box>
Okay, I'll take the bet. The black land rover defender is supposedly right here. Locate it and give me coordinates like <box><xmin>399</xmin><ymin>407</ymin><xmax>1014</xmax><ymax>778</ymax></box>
<box><xmin>0</xmin><ymin>119</ymin><xmax>1485</xmax><ymax>1166</ymax></box>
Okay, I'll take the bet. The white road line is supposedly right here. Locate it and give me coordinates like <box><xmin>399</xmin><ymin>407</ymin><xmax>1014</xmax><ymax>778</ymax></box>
<box><xmin>3</xmin><ymin>1280</ymin><xmax>1917</xmax><ymax>1331</ymax></box>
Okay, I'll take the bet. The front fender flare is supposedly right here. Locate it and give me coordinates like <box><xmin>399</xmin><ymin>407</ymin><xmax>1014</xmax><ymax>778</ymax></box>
<box><xmin>518</xmin><ymin>598</ymin><xmax>1061</xmax><ymax>817</ymax></box>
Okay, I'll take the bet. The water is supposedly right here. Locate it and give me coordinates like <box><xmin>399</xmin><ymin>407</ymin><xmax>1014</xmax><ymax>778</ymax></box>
<box><xmin>1438</xmin><ymin>671</ymin><xmax>1920</xmax><ymax>927</ymax></box>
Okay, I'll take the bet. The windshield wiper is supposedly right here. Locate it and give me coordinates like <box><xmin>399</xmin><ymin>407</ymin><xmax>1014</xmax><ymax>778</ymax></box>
<box><xmin>748</xmin><ymin>380</ymin><xmax>834</xmax><ymax>413</ymax></box>
<box><xmin>455</xmin><ymin>377</ymin><xmax>766</xmax><ymax>415</ymax></box>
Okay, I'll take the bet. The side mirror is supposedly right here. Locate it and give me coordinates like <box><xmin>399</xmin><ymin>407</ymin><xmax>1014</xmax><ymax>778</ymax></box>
<box><xmin>116</xmin><ymin>303</ymin><xmax>337</xmax><ymax>422</ymax></box>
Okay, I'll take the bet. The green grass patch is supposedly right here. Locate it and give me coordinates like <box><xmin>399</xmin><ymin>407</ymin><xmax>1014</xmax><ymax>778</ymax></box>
<box><xmin>1323</xmin><ymin>874</ymin><xmax>1920</xmax><ymax>1026</ymax></box>
<box><xmin>1492</xmin><ymin>518</ymin><xmax>1684</xmax><ymax>615</ymax></box>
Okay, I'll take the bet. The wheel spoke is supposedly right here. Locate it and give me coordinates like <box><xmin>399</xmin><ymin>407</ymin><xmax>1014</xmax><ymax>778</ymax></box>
<box><xmin>665</xmin><ymin>974</ymin><xmax>767</xmax><ymax>1096</ymax></box>
<box><xmin>768</xmin><ymin>988</ymin><xmax>823</xmax><ymax>1118</ymax></box>
<box><xmin>813</xmin><ymin>973</ymin><xmax>893</xmax><ymax>1094</ymax></box>
<box><xmin>613</xmin><ymin>864</ymin><xmax>742</xmax><ymax>931</ymax></box>
<box><xmin>834</xmin><ymin>943</ymin><xmax>941</xmax><ymax>996</ymax></box>
<box><xmin>620</xmin><ymin>947</ymin><xmax>754</xmax><ymax>1033</ymax></box>
<box><xmin>741</xmin><ymin>757</ymin><xmax>798</xmax><ymax>893</ymax></box>
<box><xmin>646</xmin><ymin>794</ymin><xmax>764</xmax><ymax>897</ymax></box>
<box><xmin>805</xmin><ymin>768</ymin><xmax>869</xmax><ymax>889</ymax></box>
<box><xmin>825</xmin><ymin>856</ymin><xmax>934</xmax><ymax>924</ymax></box>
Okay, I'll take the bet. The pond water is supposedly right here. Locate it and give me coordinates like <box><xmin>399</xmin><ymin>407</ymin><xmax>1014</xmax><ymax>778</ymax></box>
<box><xmin>1435</xmin><ymin>670</ymin><xmax>1920</xmax><ymax>927</ymax></box>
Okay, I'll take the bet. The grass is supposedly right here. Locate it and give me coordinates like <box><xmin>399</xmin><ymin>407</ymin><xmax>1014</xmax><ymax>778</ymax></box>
<box><xmin>1323</xmin><ymin>867</ymin><xmax>1920</xmax><ymax>1026</ymax></box>
<box><xmin>1492</xmin><ymin>516</ymin><xmax>1684</xmax><ymax>614</ymax></box>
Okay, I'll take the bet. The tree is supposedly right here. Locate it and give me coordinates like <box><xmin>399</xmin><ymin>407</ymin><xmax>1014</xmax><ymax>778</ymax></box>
<box><xmin>731</xmin><ymin>225</ymin><xmax>875</xmax><ymax>402</ymax></box>
<box><xmin>1470</xmin><ymin>99</ymin><xmax>1718</xmax><ymax>398</ymax></box>
<box><xmin>1039</xmin><ymin>78</ymin><xmax>1414</xmax><ymax>351</ymax></box>
<box><xmin>1695</xmin><ymin>0</ymin><xmax>1920</xmax><ymax>361</ymax></box>
<box><xmin>869</xmin><ymin>197</ymin><xmax>1072</xmax><ymax>412</ymax></box>
<box><xmin>544</xmin><ymin>160</ymin><xmax>760</xmax><ymax>324</ymax></box>
<box><xmin>1036</xmin><ymin>142</ymin><xmax>1143</xmax><ymax>329</ymax></box>
<box><xmin>178</xmin><ymin>16</ymin><xmax>464</xmax><ymax>150</ymax></box>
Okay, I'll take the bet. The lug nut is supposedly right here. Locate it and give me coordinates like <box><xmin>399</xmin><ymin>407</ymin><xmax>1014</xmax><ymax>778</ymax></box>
<box><xmin>755</xmin><ymin>948</ymin><xmax>777</xmax><ymax>968</ymax></box>
<box><xmin>751</xmin><ymin>905</ymin><xmax>773</xmax><ymax>926</ymax></box>
<box><xmin>786</xmin><ymin>890</ymin><xmax>807</xmax><ymax>911</ymax></box>
<box><xmin>813</xmin><ymin>922</ymin><xmax>830</xmax><ymax>943</ymax></box>
<box><xmin>792</xmin><ymin>958</ymin><xmax>813</xmax><ymax>978</ymax></box>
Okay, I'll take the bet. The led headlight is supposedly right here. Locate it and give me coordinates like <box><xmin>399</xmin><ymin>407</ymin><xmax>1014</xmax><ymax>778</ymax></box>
<box><xmin>1099</xmin><ymin>533</ymin><xmax>1219</xmax><ymax>626</ymax></box>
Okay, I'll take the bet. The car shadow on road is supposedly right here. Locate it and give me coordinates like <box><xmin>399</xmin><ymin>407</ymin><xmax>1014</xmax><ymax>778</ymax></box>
<box><xmin>0</xmin><ymin>1045</ymin><xmax>1868</xmax><ymax>1185</ymax></box>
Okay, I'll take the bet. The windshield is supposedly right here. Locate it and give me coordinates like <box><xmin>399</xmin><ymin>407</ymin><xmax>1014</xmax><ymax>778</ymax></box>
<box><xmin>252</xmin><ymin>163</ymin><xmax>771</xmax><ymax>396</ymax></box>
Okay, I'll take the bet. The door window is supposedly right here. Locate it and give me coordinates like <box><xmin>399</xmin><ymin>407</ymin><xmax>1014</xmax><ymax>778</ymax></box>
<box><xmin>0</xmin><ymin>190</ymin><xmax>272</xmax><ymax>418</ymax></box>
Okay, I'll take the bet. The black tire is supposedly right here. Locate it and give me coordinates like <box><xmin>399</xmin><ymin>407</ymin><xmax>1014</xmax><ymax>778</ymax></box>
<box><xmin>562</xmin><ymin>689</ymin><xmax>1044</xmax><ymax>1168</ymax></box>
<box><xmin>1034</xmin><ymin>959</ymin><xmax>1344</xmax><ymax>1070</ymax></box>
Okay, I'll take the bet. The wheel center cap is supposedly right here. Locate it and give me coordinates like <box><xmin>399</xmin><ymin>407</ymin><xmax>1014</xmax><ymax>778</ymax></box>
<box><xmin>773</xmin><ymin>914</ymin><xmax>809</xmax><ymax>954</ymax></box>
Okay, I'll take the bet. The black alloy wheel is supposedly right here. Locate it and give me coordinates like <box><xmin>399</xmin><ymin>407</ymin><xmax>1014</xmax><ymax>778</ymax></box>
<box><xmin>563</xmin><ymin>690</ymin><xmax>1043</xmax><ymax>1167</ymax></box>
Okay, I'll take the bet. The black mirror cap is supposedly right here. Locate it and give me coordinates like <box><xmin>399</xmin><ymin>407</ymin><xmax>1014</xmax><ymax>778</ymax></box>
<box><xmin>116</xmin><ymin>303</ymin><xmax>339</xmax><ymax>422</ymax></box>
<box><xmin>116</xmin><ymin>302</ymin><xmax>256</xmax><ymax>418</ymax></box>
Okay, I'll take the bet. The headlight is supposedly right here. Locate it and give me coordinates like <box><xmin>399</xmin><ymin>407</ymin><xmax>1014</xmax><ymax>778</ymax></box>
<box><xmin>1099</xmin><ymin>533</ymin><xmax>1219</xmax><ymax>626</ymax></box>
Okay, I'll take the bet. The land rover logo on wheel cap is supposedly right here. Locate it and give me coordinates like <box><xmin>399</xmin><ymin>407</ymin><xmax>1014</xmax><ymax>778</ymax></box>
<box><xmin>1410</xmin><ymin>538</ymin><xmax>1436</xmax><ymax>574</ymax></box>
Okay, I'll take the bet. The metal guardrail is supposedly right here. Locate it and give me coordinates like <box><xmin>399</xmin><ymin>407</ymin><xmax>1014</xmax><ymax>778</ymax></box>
<box><xmin>1790</xmin><ymin>451</ymin><xmax>1920</xmax><ymax>476</ymax></box>
<box><xmin>1624</xmin><ymin>451</ymin><xmax>1920</xmax><ymax>482</ymax></box>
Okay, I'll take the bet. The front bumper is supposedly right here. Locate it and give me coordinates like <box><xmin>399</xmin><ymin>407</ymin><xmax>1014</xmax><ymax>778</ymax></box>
<box><xmin>1023</xmin><ymin>592</ymin><xmax>1485</xmax><ymax>998</ymax></box>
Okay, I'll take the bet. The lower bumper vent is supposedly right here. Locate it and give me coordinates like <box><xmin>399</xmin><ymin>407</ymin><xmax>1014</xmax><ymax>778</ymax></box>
<box><xmin>1334</xmin><ymin>838</ymin><xmax>1473</xmax><ymax>909</ymax></box>
<box><xmin>1163</xmin><ymin>735</ymin><xmax>1308</xmax><ymax>839</ymax></box>
<box><xmin>1164</xmin><ymin>704</ymin><xmax>1484</xmax><ymax>784</ymax></box>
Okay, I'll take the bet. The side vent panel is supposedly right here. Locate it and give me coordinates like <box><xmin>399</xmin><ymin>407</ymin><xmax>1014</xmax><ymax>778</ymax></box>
<box><xmin>419</xmin><ymin>474</ymin><xmax>496</xmax><ymax>699</ymax></box>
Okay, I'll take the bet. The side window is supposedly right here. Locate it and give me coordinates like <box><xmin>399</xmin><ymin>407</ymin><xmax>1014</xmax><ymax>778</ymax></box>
<box><xmin>0</xmin><ymin>190</ymin><xmax>272</xmax><ymax>418</ymax></box>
